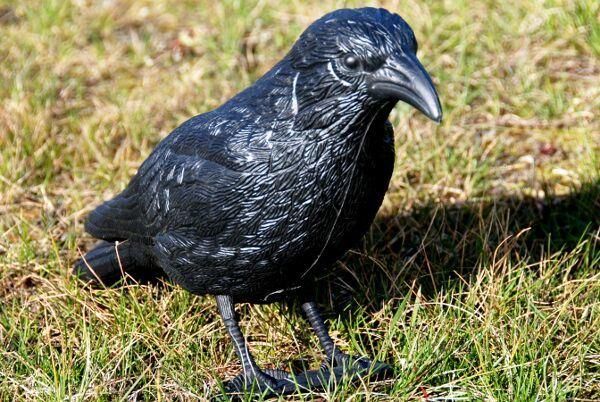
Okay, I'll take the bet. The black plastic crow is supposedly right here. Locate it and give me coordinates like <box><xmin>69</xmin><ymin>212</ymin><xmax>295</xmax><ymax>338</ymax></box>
<box><xmin>75</xmin><ymin>7</ymin><xmax>442</xmax><ymax>397</ymax></box>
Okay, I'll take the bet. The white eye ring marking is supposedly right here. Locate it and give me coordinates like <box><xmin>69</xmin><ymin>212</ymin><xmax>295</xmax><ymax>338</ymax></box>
<box><xmin>327</xmin><ymin>61</ymin><xmax>353</xmax><ymax>87</ymax></box>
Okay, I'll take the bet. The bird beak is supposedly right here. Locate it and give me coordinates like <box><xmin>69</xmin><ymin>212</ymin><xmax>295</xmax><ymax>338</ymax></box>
<box><xmin>368</xmin><ymin>53</ymin><xmax>442</xmax><ymax>123</ymax></box>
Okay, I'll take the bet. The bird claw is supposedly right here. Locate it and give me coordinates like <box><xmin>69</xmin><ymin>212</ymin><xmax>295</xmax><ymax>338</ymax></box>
<box><xmin>278</xmin><ymin>356</ymin><xmax>392</xmax><ymax>393</ymax></box>
<box><xmin>324</xmin><ymin>353</ymin><xmax>393</xmax><ymax>380</ymax></box>
<box><xmin>223</xmin><ymin>368</ymin><xmax>294</xmax><ymax>397</ymax></box>
<box><xmin>221</xmin><ymin>359</ymin><xmax>392</xmax><ymax>398</ymax></box>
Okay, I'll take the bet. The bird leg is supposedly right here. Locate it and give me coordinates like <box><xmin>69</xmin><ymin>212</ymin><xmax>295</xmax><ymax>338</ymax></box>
<box><xmin>215</xmin><ymin>297</ymin><xmax>390</xmax><ymax>397</ymax></box>
<box><xmin>301</xmin><ymin>301</ymin><xmax>345</xmax><ymax>366</ymax></box>
<box><xmin>301</xmin><ymin>301</ymin><xmax>392</xmax><ymax>381</ymax></box>
<box><xmin>216</xmin><ymin>295</ymin><xmax>291</xmax><ymax>395</ymax></box>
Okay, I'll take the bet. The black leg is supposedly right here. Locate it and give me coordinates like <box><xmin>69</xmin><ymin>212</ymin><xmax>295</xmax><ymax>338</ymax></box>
<box><xmin>213</xmin><ymin>297</ymin><xmax>391</xmax><ymax>398</ymax></box>
<box><xmin>216</xmin><ymin>295</ymin><xmax>290</xmax><ymax>394</ymax></box>
<box><xmin>301</xmin><ymin>301</ymin><xmax>343</xmax><ymax>364</ymax></box>
<box><xmin>216</xmin><ymin>295</ymin><xmax>260</xmax><ymax>378</ymax></box>
<box><xmin>301</xmin><ymin>301</ymin><xmax>393</xmax><ymax>379</ymax></box>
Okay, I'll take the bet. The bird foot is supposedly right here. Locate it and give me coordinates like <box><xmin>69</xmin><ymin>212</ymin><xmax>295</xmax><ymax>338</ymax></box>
<box><xmin>277</xmin><ymin>356</ymin><xmax>392</xmax><ymax>393</ymax></box>
<box><xmin>223</xmin><ymin>368</ymin><xmax>294</xmax><ymax>397</ymax></box>
<box><xmin>221</xmin><ymin>359</ymin><xmax>392</xmax><ymax>398</ymax></box>
<box><xmin>325</xmin><ymin>354</ymin><xmax>393</xmax><ymax>380</ymax></box>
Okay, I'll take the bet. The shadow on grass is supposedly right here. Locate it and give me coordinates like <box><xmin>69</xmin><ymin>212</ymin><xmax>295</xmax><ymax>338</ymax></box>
<box><xmin>314</xmin><ymin>179</ymin><xmax>599</xmax><ymax>315</ymax></box>
<box><xmin>105</xmin><ymin>180</ymin><xmax>598</xmax><ymax>312</ymax></box>
<box><xmin>71</xmin><ymin>180</ymin><xmax>598</xmax><ymax>398</ymax></box>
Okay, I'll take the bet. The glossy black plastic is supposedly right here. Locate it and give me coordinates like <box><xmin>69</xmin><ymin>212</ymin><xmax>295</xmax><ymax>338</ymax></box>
<box><xmin>75</xmin><ymin>7</ymin><xmax>441</xmax><ymax>397</ymax></box>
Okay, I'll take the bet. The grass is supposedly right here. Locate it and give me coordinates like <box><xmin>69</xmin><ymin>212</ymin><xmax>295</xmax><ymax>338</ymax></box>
<box><xmin>0</xmin><ymin>0</ymin><xmax>598</xmax><ymax>400</ymax></box>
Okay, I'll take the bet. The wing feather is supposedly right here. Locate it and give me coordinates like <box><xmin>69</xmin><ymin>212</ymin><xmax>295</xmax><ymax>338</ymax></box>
<box><xmin>85</xmin><ymin>113</ymin><xmax>269</xmax><ymax>243</ymax></box>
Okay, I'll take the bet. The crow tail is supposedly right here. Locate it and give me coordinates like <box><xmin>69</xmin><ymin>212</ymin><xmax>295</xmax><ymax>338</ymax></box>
<box><xmin>73</xmin><ymin>241</ymin><xmax>159</xmax><ymax>286</ymax></box>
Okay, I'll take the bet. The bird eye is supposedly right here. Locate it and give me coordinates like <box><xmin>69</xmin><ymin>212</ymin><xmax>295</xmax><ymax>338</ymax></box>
<box><xmin>342</xmin><ymin>54</ymin><xmax>360</xmax><ymax>70</ymax></box>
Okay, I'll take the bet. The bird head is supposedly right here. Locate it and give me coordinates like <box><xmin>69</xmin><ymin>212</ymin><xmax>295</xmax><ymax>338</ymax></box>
<box><xmin>288</xmin><ymin>7</ymin><xmax>442</xmax><ymax>123</ymax></box>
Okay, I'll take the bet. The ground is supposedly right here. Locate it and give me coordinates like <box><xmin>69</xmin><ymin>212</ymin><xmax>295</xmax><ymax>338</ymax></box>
<box><xmin>0</xmin><ymin>0</ymin><xmax>598</xmax><ymax>400</ymax></box>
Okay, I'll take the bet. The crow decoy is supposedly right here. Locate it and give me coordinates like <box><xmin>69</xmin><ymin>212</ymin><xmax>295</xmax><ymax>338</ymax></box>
<box><xmin>75</xmin><ymin>7</ymin><xmax>442</xmax><ymax>397</ymax></box>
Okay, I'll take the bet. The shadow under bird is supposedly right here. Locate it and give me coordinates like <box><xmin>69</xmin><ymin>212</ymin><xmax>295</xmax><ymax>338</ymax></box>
<box><xmin>74</xmin><ymin>7</ymin><xmax>442</xmax><ymax>397</ymax></box>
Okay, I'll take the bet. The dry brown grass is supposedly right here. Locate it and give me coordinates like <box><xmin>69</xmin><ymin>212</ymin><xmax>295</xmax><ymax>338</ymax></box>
<box><xmin>0</xmin><ymin>0</ymin><xmax>598</xmax><ymax>400</ymax></box>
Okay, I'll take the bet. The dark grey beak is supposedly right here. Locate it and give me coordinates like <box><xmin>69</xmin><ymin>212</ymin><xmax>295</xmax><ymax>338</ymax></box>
<box><xmin>369</xmin><ymin>53</ymin><xmax>442</xmax><ymax>123</ymax></box>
